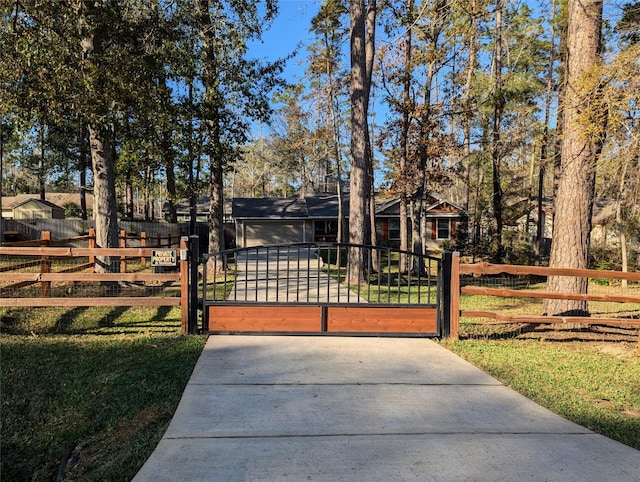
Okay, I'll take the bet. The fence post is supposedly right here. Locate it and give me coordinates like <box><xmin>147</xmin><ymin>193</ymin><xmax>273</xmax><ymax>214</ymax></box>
<box><xmin>441</xmin><ymin>251</ymin><xmax>452</xmax><ymax>337</ymax></box>
<box><xmin>88</xmin><ymin>228</ymin><xmax>96</xmax><ymax>273</ymax></box>
<box><xmin>120</xmin><ymin>230</ymin><xmax>127</xmax><ymax>273</ymax></box>
<box><xmin>140</xmin><ymin>232</ymin><xmax>147</xmax><ymax>264</ymax></box>
<box><xmin>450</xmin><ymin>251</ymin><xmax>460</xmax><ymax>340</ymax></box>
<box><xmin>189</xmin><ymin>234</ymin><xmax>200</xmax><ymax>334</ymax></box>
<box><xmin>180</xmin><ymin>236</ymin><xmax>189</xmax><ymax>334</ymax></box>
<box><xmin>40</xmin><ymin>231</ymin><xmax>51</xmax><ymax>297</ymax></box>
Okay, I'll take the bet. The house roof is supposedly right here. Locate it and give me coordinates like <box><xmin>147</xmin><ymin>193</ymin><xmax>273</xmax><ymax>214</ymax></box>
<box><xmin>424</xmin><ymin>193</ymin><xmax>466</xmax><ymax>213</ymax></box>
<box><xmin>376</xmin><ymin>194</ymin><xmax>466</xmax><ymax>217</ymax></box>
<box><xmin>13</xmin><ymin>198</ymin><xmax>64</xmax><ymax>211</ymax></box>
<box><xmin>175</xmin><ymin>193</ymin><xmax>464</xmax><ymax>220</ymax></box>
<box><xmin>2</xmin><ymin>192</ymin><xmax>93</xmax><ymax>209</ymax></box>
<box><xmin>305</xmin><ymin>194</ymin><xmax>350</xmax><ymax>218</ymax></box>
<box><xmin>165</xmin><ymin>198</ymin><xmax>232</xmax><ymax>215</ymax></box>
<box><xmin>232</xmin><ymin>197</ymin><xmax>309</xmax><ymax>219</ymax></box>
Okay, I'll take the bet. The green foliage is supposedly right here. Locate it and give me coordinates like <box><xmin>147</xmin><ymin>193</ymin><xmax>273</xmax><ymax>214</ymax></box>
<box><xmin>616</xmin><ymin>2</ymin><xmax>640</xmax><ymax>46</ymax></box>
<box><xmin>63</xmin><ymin>201</ymin><xmax>82</xmax><ymax>218</ymax></box>
<box><xmin>502</xmin><ymin>230</ymin><xmax>536</xmax><ymax>265</ymax></box>
<box><xmin>589</xmin><ymin>243</ymin><xmax>639</xmax><ymax>274</ymax></box>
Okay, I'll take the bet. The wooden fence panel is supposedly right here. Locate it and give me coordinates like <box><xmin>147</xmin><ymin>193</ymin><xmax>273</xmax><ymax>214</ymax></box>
<box><xmin>450</xmin><ymin>255</ymin><xmax>640</xmax><ymax>340</ymax></box>
<box><xmin>1</xmin><ymin>234</ymin><xmax>191</xmax><ymax>334</ymax></box>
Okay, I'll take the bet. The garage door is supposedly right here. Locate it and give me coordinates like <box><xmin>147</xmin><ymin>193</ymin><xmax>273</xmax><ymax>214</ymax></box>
<box><xmin>244</xmin><ymin>221</ymin><xmax>305</xmax><ymax>247</ymax></box>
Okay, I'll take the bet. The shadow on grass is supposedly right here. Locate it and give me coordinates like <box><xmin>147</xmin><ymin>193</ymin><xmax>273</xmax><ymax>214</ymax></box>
<box><xmin>153</xmin><ymin>305</ymin><xmax>174</xmax><ymax>321</ymax></box>
<box><xmin>1</xmin><ymin>333</ymin><xmax>206</xmax><ymax>482</ymax></box>
<box><xmin>53</xmin><ymin>306</ymin><xmax>91</xmax><ymax>333</ymax></box>
<box><xmin>460</xmin><ymin>322</ymin><xmax>640</xmax><ymax>343</ymax></box>
<box><xmin>1</xmin><ymin>305</ymin><xmax>185</xmax><ymax>336</ymax></box>
<box><xmin>96</xmin><ymin>305</ymin><xmax>128</xmax><ymax>328</ymax></box>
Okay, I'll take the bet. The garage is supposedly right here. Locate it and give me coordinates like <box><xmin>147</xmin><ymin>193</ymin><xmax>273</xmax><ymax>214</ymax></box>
<box><xmin>242</xmin><ymin>221</ymin><xmax>307</xmax><ymax>247</ymax></box>
<box><xmin>233</xmin><ymin>197</ymin><xmax>314</xmax><ymax>248</ymax></box>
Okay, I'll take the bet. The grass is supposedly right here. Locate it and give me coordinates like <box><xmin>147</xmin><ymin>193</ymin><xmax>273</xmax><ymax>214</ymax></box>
<box><xmin>1</xmin><ymin>306</ymin><xmax>206</xmax><ymax>482</ymax></box>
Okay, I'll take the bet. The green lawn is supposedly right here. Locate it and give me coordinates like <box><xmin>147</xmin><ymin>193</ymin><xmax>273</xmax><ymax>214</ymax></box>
<box><xmin>1</xmin><ymin>306</ymin><xmax>206</xmax><ymax>482</ymax></box>
<box><xmin>446</xmin><ymin>285</ymin><xmax>640</xmax><ymax>451</ymax></box>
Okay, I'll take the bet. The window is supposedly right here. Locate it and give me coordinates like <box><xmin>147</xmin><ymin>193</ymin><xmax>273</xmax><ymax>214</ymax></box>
<box><xmin>437</xmin><ymin>219</ymin><xmax>450</xmax><ymax>239</ymax></box>
<box><xmin>389</xmin><ymin>218</ymin><xmax>400</xmax><ymax>240</ymax></box>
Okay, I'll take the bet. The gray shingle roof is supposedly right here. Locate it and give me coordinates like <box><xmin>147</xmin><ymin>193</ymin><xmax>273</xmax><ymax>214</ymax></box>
<box><xmin>232</xmin><ymin>197</ymin><xmax>309</xmax><ymax>219</ymax></box>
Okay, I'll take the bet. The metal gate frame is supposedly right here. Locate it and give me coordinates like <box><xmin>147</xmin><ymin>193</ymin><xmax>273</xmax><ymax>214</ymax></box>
<box><xmin>198</xmin><ymin>243</ymin><xmax>452</xmax><ymax>337</ymax></box>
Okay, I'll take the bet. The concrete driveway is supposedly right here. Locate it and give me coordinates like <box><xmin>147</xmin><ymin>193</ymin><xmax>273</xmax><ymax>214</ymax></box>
<box><xmin>133</xmin><ymin>335</ymin><xmax>640</xmax><ymax>481</ymax></box>
<box><xmin>229</xmin><ymin>247</ymin><xmax>368</xmax><ymax>304</ymax></box>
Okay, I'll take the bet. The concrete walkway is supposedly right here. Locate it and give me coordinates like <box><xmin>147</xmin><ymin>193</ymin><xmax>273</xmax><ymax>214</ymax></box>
<box><xmin>134</xmin><ymin>335</ymin><xmax>640</xmax><ymax>481</ymax></box>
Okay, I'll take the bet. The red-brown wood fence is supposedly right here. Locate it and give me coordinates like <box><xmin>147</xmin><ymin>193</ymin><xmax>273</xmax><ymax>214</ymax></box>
<box><xmin>449</xmin><ymin>252</ymin><xmax>640</xmax><ymax>340</ymax></box>
<box><xmin>1</xmin><ymin>231</ymin><xmax>190</xmax><ymax>333</ymax></box>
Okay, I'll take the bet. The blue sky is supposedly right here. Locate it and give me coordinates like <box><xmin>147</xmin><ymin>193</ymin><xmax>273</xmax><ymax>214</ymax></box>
<box><xmin>249</xmin><ymin>0</ymin><xmax>322</xmax><ymax>83</ymax></box>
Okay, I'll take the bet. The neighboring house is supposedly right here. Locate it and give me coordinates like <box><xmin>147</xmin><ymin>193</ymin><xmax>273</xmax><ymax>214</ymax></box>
<box><xmin>514</xmin><ymin>197</ymin><xmax>637</xmax><ymax>254</ymax></box>
<box><xmin>163</xmin><ymin>198</ymin><xmax>233</xmax><ymax>224</ymax></box>
<box><xmin>232</xmin><ymin>193</ymin><xmax>466</xmax><ymax>249</ymax></box>
<box><xmin>11</xmin><ymin>198</ymin><xmax>65</xmax><ymax>219</ymax></box>
<box><xmin>1</xmin><ymin>193</ymin><xmax>93</xmax><ymax>219</ymax></box>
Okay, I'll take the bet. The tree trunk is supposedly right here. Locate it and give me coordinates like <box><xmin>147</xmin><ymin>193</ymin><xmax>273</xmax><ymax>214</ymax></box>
<box><xmin>78</xmin><ymin>122</ymin><xmax>89</xmax><ymax>221</ymax></box>
<box><xmin>399</xmin><ymin>0</ymin><xmax>413</xmax><ymax>270</ymax></box>
<box><xmin>544</xmin><ymin>0</ymin><xmax>604</xmax><ymax>316</ymax></box>
<box><xmin>195</xmin><ymin>0</ymin><xmax>225</xmax><ymax>259</ymax></box>
<box><xmin>348</xmin><ymin>0</ymin><xmax>370</xmax><ymax>283</ymax></box>
<box><xmin>207</xmin><ymin>148</ymin><xmax>225</xmax><ymax>255</ymax></box>
<box><xmin>322</xmin><ymin>23</ymin><xmax>346</xmax><ymax>243</ymax></box>
<box><xmin>159</xmin><ymin>73</ymin><xmax>178</xmax><ymax>224</ymax></box>
<box><xmin>462</xmin><ymin>0</ymin><xmax>478</xmax><ymax>251</ymax></box>
<box><xmin>490</xmin><ymin>0</ymin><xmax>504</xmax><ymax>262</ymax></box>
<box><xmin>89</xmin><ymin>123</ymin><xmax>119</xmax><ymax>273</ymax></box>
<box><xmin>536</xmin><ymin>0</ymin><xmax>557</xmax><ymax>261</ymax></box>
<box><xmin>38</xmin><ymin>120</ymin><xmax>46</xmax><ymax>201</ymax></box>
<box><xmin>365</xmin><ymin>0</ymin><xmax>377</xmax><ymax>259</ymax></box>
<box><xmin>615</xmin><ymin>155</ymin><xmax>631</xmax><ymax>288</ymax></box>
<box><xmin>79</xmin><ymin>1</ymin><xmax>119</xmax><ymax>273</ymax></box>
<box><xmin>125</xmin><ymin>178</ymin><xmax>134</xmax><ymax>220</ymax></box>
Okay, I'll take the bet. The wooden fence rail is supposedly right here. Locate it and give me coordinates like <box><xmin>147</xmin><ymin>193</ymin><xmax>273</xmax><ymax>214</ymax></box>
<box><xmin>0</xmin><ymin>234</ymin><xmax>190</xmax><ymax>334</ymax></box>
<box><xmin>449</xmin><ymin>252</ymin><xmax>640</xmax><ymax>340</ymax></box>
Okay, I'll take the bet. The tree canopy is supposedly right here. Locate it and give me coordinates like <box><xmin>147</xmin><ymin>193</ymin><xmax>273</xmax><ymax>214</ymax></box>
<box><xmin>1</xmin><ymin>0</ymin><xmax>638</xmax><ymax>275</ymax></box>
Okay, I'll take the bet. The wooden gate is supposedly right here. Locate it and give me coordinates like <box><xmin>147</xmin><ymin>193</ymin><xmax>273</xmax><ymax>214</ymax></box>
<box><xmin>201</xmin><ymin>243</ymin><xmax>450</xmax><ymax>337</ymax></box>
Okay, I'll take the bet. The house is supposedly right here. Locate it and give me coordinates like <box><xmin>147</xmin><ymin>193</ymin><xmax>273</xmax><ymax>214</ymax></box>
<box><xmin>11</xmin><ymin>198</ymin><xmax>65</xmax><ymax>220</ymax></box>
<box><xmin>515</xmin><ymin>197</ymin><xmax>632</xmax><ymax>253</ymax></box>
<box><xmin>232</xmin><ymin>193</ymin><xmax>466</xmax><ymax>249</ymax></box>
<box><xmin>375</xmin><ymin>194</ymin><xmax>467</xmax><ymax>250</ymax></box>
<box><xmin>163</xmin><ymin>198</ymin><xmax>233</xmax><ymax>224</ymax></box>
<box><xmin>2</xmin><ymin>193</ymin><xmax>93</xmax><ymax>219</ymax></box>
